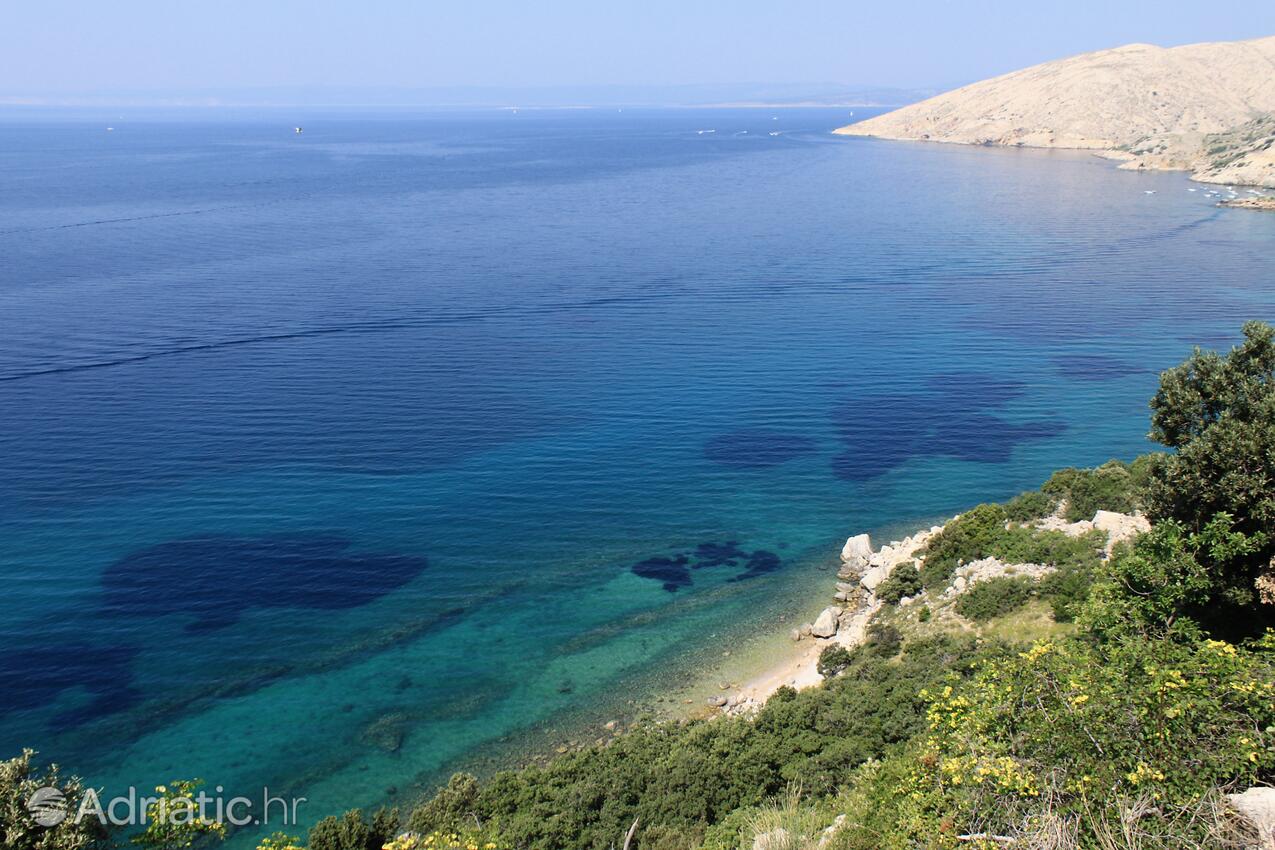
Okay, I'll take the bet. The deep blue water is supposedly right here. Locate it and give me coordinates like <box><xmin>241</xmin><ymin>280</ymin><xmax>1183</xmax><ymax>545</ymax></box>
<box><xmin>2</xmin><ymin>107</ymin><xmax>1273</xmax><ymax>843</ymax></box>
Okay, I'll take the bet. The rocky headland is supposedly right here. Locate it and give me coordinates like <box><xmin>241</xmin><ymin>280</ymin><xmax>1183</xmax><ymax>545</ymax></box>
<box><xmin>835</xmin><ymin>35</ymin><xmax>1275</xmax><ymax>189</ymax></box>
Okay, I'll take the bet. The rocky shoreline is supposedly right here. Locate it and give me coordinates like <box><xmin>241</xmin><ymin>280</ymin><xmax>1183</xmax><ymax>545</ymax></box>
<box><xmin>1220</xmin><ymin>196</ymin><xmax>1275</xmax><ymax>211</ymax></box>
<box><xmin>704</xmin><ymin>506</ymin><xmax>1150</xmax><ymax>716</ymax></box>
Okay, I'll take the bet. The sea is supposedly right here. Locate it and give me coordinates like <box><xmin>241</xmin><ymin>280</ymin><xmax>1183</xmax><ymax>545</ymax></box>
<box><xmin>1</xmin><ymin>106</ymin><xmax>1272</xmax><ymax>844</ymax></box>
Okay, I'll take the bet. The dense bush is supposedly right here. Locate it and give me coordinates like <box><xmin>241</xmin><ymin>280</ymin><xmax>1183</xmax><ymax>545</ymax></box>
<box><xmin>0</xmin><ymin>749</ymin><xmax>110</xmax><ymax>850</ymax></box>
<box><xmin>875</xmin><ymin>562</ymin><xmax>922</xmax><ymax>604</ymax></box>
<box><xmin>918</xmin><ymin>504</ymin><xmax>1008</xmax><ymax>588</ymax></box>
<box><xmin>1145</xmin><ymin>320</ymin><xmax>1275</xmax><ymax>629</ymax></box>
<box><xmin>1043</xmin><ymin>459</ymin><xmax>1145</xmax><ymax>521</ymax></box>
<box><xmin>308</xmin><ymin>808</ymin><xmax>398</xmax><ymax>850</ymax></box>
<box><xmin>1002</xmin><ymin>490</ymin><xmax>1056</xmax><ymax>522</ymax></box>
<box><xmin>993</xmin><ymin>526</ymin><xmax>1106</xmax><ymax>571</ymax></box>
<box><xmin>953</xmin><ymin>576</ymin><xmax>1036</xmax><ymax>621</ymax></box>
<box><xmin>920</xmin><ymin>503</ymin><xmax>1105</xmax><ymax>593</ymax></box>
<box><xmin>406</xmin><ymin>636</ymin><xmax>991</xmax><ymax>849</ymax></box>
<box><xmin>830</xmin><ymin>634</ymin><xmax>1275</xmax><ymax>849</ymax></box>
<box><xmin>863</xmin><ymin>623</ymin><xmax>902</xmax><ymax>658</ymax></box>
<box><xmin>1038</xmin><ymin>562</ymin><xmax>1095</xmax><ymax>622</ymax></box>
<box><xmin>816</xmin><ymin>645</ymin><xmax>853</xmax><ymax>678</ymax></box>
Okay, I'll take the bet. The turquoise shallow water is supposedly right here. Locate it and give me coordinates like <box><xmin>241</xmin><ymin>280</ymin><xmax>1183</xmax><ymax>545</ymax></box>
<box><xmin>1</xmin><ymin>107</ymin><xmax>1273</xmax><ymax>843</ymax></box>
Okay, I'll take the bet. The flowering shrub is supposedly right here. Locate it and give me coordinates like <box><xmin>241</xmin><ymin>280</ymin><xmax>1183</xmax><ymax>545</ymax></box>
<box><xmin>852</xmin><ymin>634</ymin><xmax>1275</xmax><ymax>847</ymax></box>
<box><xmin>132</xmin><ymin>780</ymin><xmax>227</xmax><ymax>850</ymax></box>
<box><xmin>382</xmin><ymin>831</ymin><xmax>503</xmax><ymax>850</ymax></box>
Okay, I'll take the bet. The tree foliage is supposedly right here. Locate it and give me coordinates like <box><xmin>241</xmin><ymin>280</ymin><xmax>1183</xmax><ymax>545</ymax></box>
<box><xmin>1145</xmin><ymin>320</ymin><xmax>1275</xmax><ymax>629</ymax></box>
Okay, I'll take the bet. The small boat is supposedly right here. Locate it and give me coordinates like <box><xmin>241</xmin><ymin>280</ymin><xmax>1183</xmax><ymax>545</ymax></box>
<box><xmin>768</xmin><ymin>131</ymin><xmax>781</xmax><ymax>136</ymax></box>
<box><xmin>294</xmin><ymin>127</ymin><xmax>303</xmax><ymax>134</ymax></box>
<box><xmin>696</xmin><ymin>129</ymin><xmax>716</xmax><ymax>135</ymax></box>
<box><xmin>1144</xmin><ymin>190</ymin><xmax>1156</xmax><ymax>195</ymax></box>
<box><xmin>1187</xmin><ymin>188</ymin><xmax>1197</xmax><ymax>192</ymax></box>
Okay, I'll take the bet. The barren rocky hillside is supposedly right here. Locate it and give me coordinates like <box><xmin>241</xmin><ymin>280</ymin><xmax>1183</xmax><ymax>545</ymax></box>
<box><xmin>836</xmin><ymin>35</ymin><xmax>1275</xmax><ymax>187</ymax></box>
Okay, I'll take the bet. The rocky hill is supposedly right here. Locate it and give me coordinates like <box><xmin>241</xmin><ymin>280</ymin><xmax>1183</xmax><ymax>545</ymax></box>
<box><xmin>836</xmin><ymin>35</ymin><xmax>1275</xmax><ymax>188</ymax></box>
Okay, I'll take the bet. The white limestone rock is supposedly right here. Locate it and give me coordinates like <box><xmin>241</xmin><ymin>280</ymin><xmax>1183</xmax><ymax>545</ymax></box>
<box><xmin>1227</xmin><ymin>786</ymin><xmax>1275</xmax><ymax>849</ymax></box>
<box><xmin>860</xmin><ymin>565</ymin><xmax>889</xmax><ymax>592</ymax></box>
<box><xmin>840</xmin><ymin>533</ymin><xmax>873</xmax><ymax>568</ymax></box>
<box><xmin>811</xmin><ymin>606</ymin><xmax>841</xmax><ymax>638</ymax></box>
<box><xmin>1092</xmin><ymin>510</ymin><xmax>1151</xmax><ymax>551</ymax></box>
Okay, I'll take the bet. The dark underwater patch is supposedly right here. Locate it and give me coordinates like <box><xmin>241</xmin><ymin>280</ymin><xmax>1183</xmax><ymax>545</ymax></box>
<box><xmin>101</xmin><ymin>533</ymin><xmax>428</xmax><ymax>632</ymax></box>
<box><xmin>631</xmin><ymin>543</ymin><xmax>782</xmax><ymax>592</ymax></box>
<box><xmin>0</xmin><ymin>643</ymin><xmax>141</xmax><ymax>726</ymax></box>
<box><xmin>703</xmin><ymin>430</ymin><xmax>817</xmax><ymax>469</ymax></box>
<box><xmin>1052</xmin><ymin>354</ymin><xmax>1148</xmax><ymax>381</ymax></box>
<box><xmin>631</xmin><ymin>554</ymin><xmax>692</xmax><ymax>592</ymax></box>
<box><xmin>830</xmin><ymin>373</ymin><xmax>1066</xmax><ymax>481</ymax></box>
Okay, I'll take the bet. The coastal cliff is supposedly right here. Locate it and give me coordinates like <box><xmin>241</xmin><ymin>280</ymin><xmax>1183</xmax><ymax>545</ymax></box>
<box><xmin>836</xmin><ymin>35</ymin><xmax>1275</xmax><ymax>189</ymax></box>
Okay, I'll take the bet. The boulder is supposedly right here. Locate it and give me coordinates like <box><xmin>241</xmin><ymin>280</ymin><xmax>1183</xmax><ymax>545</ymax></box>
<box><xmin>860</xmin><ymin>565</ymin><xmax>889</xmax><ymax>592</ymax></box>
<box><xmin>753</xmin><ymin>828</ymin><xmax>790</xmax><ymax>850</ymax></box>
<box><xmin>789</xmin><ymin>628</ymin><xmax>802</xmax><ymax>642</ymax></box>
<box><xmin>1092</xmin><ymin>510</ymin><xmax>1151</xmax><ymax>550</ymax></box>
<box><xmin>811</xmin><ymin>606</ymin><xmax>840</xmax><ymax>638</ymax></box>
<box><xmin>840</xmin><ymin>533</ymin><xmax>872</xmax><ymax>568</ymax></box>
<box><xmin>799</xmin><ymin>622</ymin><xmax>813</xmax><ymax>637</ymax></box>
<box><xmin>833</xmin><ymin>591</ymin><xmax>848</xmax><ymax>602</ymax></box>
<box><xmin>707</xmin><ymin>695</ymin><xmax>728</xmax><ymax>707</ymax></box>
<box><xmin>1228</xmin><ymin>787</ymin><xmax>1275</xmax><ymax>849</ymax></box>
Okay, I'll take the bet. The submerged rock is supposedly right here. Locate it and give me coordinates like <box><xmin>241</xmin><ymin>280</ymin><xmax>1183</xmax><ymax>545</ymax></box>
<box><xmin>360</xmin><ymin>711</ymin><xmax>410</xmax><ymax>753</ymax></box>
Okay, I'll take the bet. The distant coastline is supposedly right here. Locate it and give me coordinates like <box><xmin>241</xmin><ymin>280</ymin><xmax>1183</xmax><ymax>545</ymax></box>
<box><xmin>836</xmin><ymin>34</ymin><xmax>1275</xmax><ymax>190</ymax></box>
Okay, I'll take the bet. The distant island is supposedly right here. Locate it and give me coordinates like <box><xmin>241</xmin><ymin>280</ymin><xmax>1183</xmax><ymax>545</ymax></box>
<box><xmin>837</xmin><ymin>35</ymin><xmax>1275</xmax><ymax>195</ymax></box>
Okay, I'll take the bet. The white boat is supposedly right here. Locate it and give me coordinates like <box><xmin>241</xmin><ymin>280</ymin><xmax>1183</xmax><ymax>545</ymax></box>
<box><xmin>1144</xmin><ymin>190</ymin><xmax>1156</xmax><ymax>195</ymax></box>
<box><xmin>294</xmin><ymin>127</ymin><xmax>303</xmax><ymax>134</ymax></box>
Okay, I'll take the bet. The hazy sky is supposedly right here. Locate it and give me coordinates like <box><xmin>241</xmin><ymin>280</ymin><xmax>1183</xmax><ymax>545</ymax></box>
<box><xmin>4</xmin><ymin>0</ymin><xmax>1275</xmax><ymax>96</ymax></box>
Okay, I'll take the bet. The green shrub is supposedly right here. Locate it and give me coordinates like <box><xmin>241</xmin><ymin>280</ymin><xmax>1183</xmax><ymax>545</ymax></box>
<box><xmin>1003</xmin><ymin>490</ymin><xmax>1056</xmax><ymax>522</ymax></box>
<box><xmin>1145</xmin><ymin>320</ymin><xmax>1275</xmax><ymax>632</ymax></box>
<box><xmin>994</xmin><ymin>526</ymin><xmax>1106</xmax><ymax>572</ymax></box>
<box><xmin>307</xmin><ymin>809</ymin><xmax>383</xmax><ymax>850</ymax></box>
<box><xmin>132</xmin><ymin>780</ymin><xmax>228</xmax><ymax>850</ymax></box>
<box><xmin>0</xmin><ymin>749</ymin><xmax>110</xmax><ymax>850</ymax></box>
<box><xmin>919</xmin><ymin>504</ymin><xmax>1008</xmax><ymax>588</ymax></box>
<box><xmin>847</xmin><ymin>634</ymin><xmax>1275</xmax><ymax>848</ymax></box>
<box><xmin>875</xmin><ymin>562</ymin><xmax>922</xmax><ymax>604</ymax></box>
<box><xmin>954</xmin><ymin>576</ymin><xmax>1036</xmax><ymax>621</ymax></box>
<box><xmin>406</xmin><ymin>773</ymin><xmax>479</xmax><ymax>836</ymax></box>
<box><xmin>406</xmin><ymin>636</ymin><xmax>990</xmax><ymax>848</ymax></box>
<box><xmin>917</xmin><ymin>605</ymin><xmax>931</xmax><ymax>623</ymax></box>
<box><xmin>921</xmin><ymin>508</ymin><xmax>1104</xmax><ymax>594</ymax></box>
<box><xmin>1038</xmin><ymin>563</ymin><xmax>1095</xmax><ymax>622</ymax></box>
<box><xmin>1043</xmin><ymin>459</ymin><xmax>1142</xmax><ymax>521</ymax></box>
<box><xmin>864</xmin><ymin>623</ymin><xmax>902</xmax><ymax>657</ymax></box>
<box><xmin>816</xmin><ymin>645</ymin><xmax>852</xmax><ymax>678</ymax></box>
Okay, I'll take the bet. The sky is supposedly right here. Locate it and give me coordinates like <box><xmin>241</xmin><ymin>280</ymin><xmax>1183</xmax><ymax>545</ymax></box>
<box><xmin>3</xmin><ymin>0</ymin><xmax>1275</xmax><ymax>102</ymax></box>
